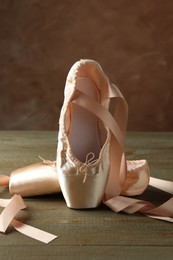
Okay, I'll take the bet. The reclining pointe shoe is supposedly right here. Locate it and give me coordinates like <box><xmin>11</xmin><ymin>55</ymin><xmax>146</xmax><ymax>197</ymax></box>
<box><xmin>9</xmin><ymin>160</ymin><xmax>60</xmax><ymax>197</ymax></box>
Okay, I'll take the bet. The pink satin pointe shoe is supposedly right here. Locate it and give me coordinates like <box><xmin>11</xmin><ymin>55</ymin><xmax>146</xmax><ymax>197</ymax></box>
<box><xmin>56</xmin><ymin>59</ymin><xmax>150</xmax><ymax>209</ymax></box>
<box><xmin>0</xmin><ymin>159</ymin><xmax>60</xmax><ymax>197</ymax></box>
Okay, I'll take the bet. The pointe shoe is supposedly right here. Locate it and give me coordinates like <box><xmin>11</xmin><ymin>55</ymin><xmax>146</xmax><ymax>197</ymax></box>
<box><xmin>8</xmin><ymin>159</ymin><xmax>60</xmax><ymax>197</ymax></box>
<box><xmin>57</xmin><ymin>59</ymin><xmax>111</xmax><ymax>208</ymax></box>
<box><xmin>57</xmin><ymin>59</ymin><xmax>149</xmax><ymax>209</ymax></box>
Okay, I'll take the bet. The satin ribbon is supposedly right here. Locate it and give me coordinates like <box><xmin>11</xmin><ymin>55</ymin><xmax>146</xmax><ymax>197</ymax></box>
<box><xmin>104</xmin><ymin>182</ymin><xmax>173</xmax><ymax>223</ymax></box>
<box><xmin>102</xmin><ymin>84</ymin><xmax>173</xmax><ymax>222</ymax></box>
<box><xmin>0</xmin><ymin>194</ymin><xmax>58</xmax><ymax>243</ymax></box>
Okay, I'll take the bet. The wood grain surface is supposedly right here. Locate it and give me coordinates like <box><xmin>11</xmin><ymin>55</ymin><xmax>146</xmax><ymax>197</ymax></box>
<box><xmin>0</xmin><ymin>0</ymin><xmax>173</xmax><ymax>131</ymax></box>
<box><xmin>0</xmin><ymin>131</ymin><xmax>173</xmax><ymax>259</ymax></box>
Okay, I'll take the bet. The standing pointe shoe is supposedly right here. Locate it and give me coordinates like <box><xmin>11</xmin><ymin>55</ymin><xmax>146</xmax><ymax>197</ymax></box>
<box><xmin>57</xmin><ymin>59</ymin><xmax>149</xmax><ymax>209</ymax></box>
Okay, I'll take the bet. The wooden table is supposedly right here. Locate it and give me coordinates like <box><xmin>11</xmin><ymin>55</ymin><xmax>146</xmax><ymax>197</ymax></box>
<box><xmin>0</xmin><ymin>131</ymin><xmax>173</xmax><ymax>260</ymax></box>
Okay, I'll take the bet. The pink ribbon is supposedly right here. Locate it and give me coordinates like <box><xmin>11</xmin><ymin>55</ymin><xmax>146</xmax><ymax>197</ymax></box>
<box><xmin>0</xmin><ymin>194</ymin><xmax>58</xmax><ymax>243</ymax></box>
<box><xmin>104</xmin><ymin>177</ymin><xmax>173</xmax><ymax>223</ymax></box>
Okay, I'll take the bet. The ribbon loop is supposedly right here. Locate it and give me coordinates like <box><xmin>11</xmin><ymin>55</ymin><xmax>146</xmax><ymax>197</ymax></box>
<box><xmin>0</xmin><ymin>195</ymin><xmax>58</xmax><ymax>243</ymax></box>
<box><xmin>0</xmin><ymin>195</ymin><xmax>26</xmax><ymax>233</ymax></box>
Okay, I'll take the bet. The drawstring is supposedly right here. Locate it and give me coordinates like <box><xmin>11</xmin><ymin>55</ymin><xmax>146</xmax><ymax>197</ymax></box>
<box><xmin>38</xmin><ymin>156</ymin><xmax>56</xmax><ymax>168</ymax></box>
<box><xmin>40</xmin><ymin>152</ymin><xmax>98</xmax><ymax>183</ymax></box>
<box><xmin>79</xmin><ymin>152</ymin><xmax>97</xmax><ymax>183</ymax></box>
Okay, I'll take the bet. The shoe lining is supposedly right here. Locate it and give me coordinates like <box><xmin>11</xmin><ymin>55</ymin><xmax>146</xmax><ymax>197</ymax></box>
<box><xmin>68</xmin><ymin>77</ymin><xmax>101</xmax><ymax>163</ymax></box>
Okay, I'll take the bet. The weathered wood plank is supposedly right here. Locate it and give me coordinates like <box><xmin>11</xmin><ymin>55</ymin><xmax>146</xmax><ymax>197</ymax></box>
<box><xmin>0</xmin><ymin>245</ymin><xmax>173</xmax><ymax>260</ymax></box>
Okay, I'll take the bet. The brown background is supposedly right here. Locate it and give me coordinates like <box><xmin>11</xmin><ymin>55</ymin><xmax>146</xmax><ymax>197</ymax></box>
<box><xmin>0</xmin><ymin>0</ymin><xmax>172</xmax><ymax>131</ymax></box>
